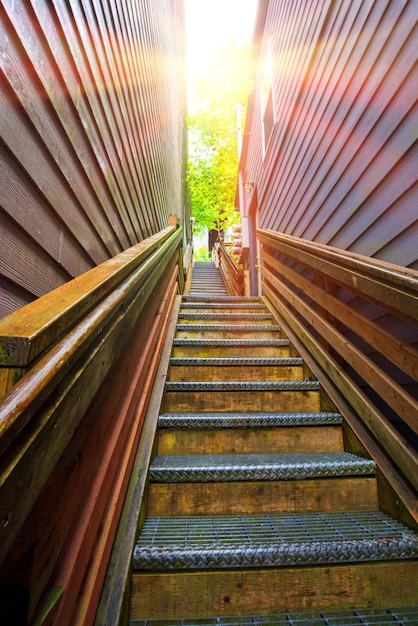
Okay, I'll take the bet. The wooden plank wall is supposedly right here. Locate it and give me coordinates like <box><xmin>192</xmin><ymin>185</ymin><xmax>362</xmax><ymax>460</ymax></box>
<box><xmin>243</xmin><ymin>0</ymin><xmax>417</xmax><ymax>270</ymax></box>
<box><xmin>0</xmin><ymin>0</ymin><xmax>187</xmax><ymax>319</ymax></box>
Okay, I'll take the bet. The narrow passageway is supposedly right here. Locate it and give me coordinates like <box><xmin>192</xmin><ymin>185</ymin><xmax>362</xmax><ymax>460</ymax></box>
<box><xmin>188</xmin><ymin>261</ymin><xmax>228</xmax><ymax>296</ymax></box>
<box><xmin>129</xmin><ymin>264</ymin><xmax>418</xmax><ymax>624</ymax></box>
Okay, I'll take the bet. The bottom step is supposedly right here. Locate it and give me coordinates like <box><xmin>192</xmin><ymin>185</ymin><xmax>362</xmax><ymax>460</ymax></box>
<box><xmin>131</xmin><ymin>605</ymin><xmax>418</xmax><ymax>625</ymax></box>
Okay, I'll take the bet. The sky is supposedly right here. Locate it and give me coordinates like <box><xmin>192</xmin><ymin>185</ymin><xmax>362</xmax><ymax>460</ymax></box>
<box><xmin>184</xmin><ymin>0</ymin><xmax>258</xmax><ymax>108</ymax></box>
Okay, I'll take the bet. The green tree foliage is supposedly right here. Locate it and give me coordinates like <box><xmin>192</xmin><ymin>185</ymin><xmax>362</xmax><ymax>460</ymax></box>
<box><xmin>187</xmin><ymin>42</ymin><xmax>252</xmax><ymax>235</ymax></box>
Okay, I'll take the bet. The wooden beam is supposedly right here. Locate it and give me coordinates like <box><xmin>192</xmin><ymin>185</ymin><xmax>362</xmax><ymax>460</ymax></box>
<box><xmin>93</xmin><ymin>296</ymin><xmax>182</xmax><ymax>626</ymax></box>
<box><xmin>261</xmin><ymin>285</ymin><xmax>418</xmax><ymax>523</ymax></box>
<box><xmin>261</xmin><ymin>266</ymin><xmax>418</xmax><ymax>435</ymax></box>
<box><xmin>0</xmin><ymin>227</ymin><xmax>176</xmax><ymax>369</ymax></box>
<box><xmin>258</xmin><ymin>229</ymin><xmax>418</xmax><ymax>325</ymax></box>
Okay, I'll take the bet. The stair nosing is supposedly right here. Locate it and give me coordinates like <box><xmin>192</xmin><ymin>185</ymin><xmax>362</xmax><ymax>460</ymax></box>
<box><xmin>183</xmin><ymin>296</ymin><xmax>260</xmax><ymax>302</ymax></box>
<box><xmin>176</xmin><ymin>324</ymin><xmax>281</xmax><ymax>332</ymax></box>
<box><xmin>178</xmin><ymin>313</ymin><xmax>273</xmax><ymax>321</ymax></box>
<box><xmin>169</xmin><ymin>357</ymin><xmax>303</xmax><ymax>366</ymax></box>
<box><xmin>133</xmin><ymin>511</ymin><xmax>417</xmax><ymax>571</ymax></box>
<box><xmin>133</xmin><ymin>536</ymin><xmax>418</xmax><ymax>570</ymax></box>
<box><xmin>181</xmin><ymin>303</ymin><xmax>266</xmax><ymax>309</ymax></box>
<box><xmin>158</xmin><ymin>411</ymin><xmax>343</xmax><ymax>429</ymax></box>
<box><xmin>173</xmin><ymin>338</ymin><xmax>290</xmax><ymax>346</ymax></box>
<box><xmin>149</xmin><ymin>452</ymin><xmax>376</xmax><ymax>482</ymax></box>
<box><xmin>129</xmin><ymin>606</ymin><xmax>418</xmax><ymax>625</ymax></box>
<box><xmin>165</xmin><ymin>381</ymin><xmax>320</xmax><ymax>392</ymax></box>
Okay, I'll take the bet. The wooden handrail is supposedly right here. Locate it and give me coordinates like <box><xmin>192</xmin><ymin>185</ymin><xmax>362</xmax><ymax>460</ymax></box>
<box><xmin>259</xmin><ymin>229</ymin><xmax>418</xmax><ymax>325</ymax></box>
<box><xmin>214</xmin><ymin>240</ymin><xmax>244</xmax><ymax>296</ymax></box>
<box><xmin>258</xmin><ymin>228</ymin><xmax>418</xmax><ymax>519</ymax></box>
<box><xmin>0</xmin><ymin>226</ymin><xmax>183</xmax><ymax>623</ymax></box>
<box><xmin>0</xmin><ymin>226</ymin><xmax>176</xmax><ymax>372</ymax></box>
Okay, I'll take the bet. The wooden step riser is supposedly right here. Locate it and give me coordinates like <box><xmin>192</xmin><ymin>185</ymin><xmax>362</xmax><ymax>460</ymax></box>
<box><xmin>172</xmin><ymin>346</ymin><xmax>291</xmax><ymax>358</ymax></box>
<box><xmin>168</xmin><ymin>365</ymin><xmax>304</xmax><ymax>382</ymax></box>
<box><xmin>157</xmin><ymin>426</ymin><xmax>344</xmax><ymax>455</ymax></box>
<box><xmin>163</xmin><ymin>390</ymin><xmax>321</xmax><ymax>413</ymax></box>
<box><xmin>189</xmin><ymin>288</ymin><xmax>227</xmax><ymax>292</ymax></box>
<box><xmin>130</xmin><ymin>561</ymin><xmax>418</xmax><ymax>620</ymax></box>
<box><xmin>180</xmin><ymin>308</ymin><xmax>269</xmax><ymax>314</ymax></box>
<box><xmin>147</xmin><ymin>477</ymin><xmax>378</xmax><ymax>516</ymax></box>
<box><xmin>175</xmin><ymin>330</ymin><xmax>281</xmax><ymax>339</ymax></box>
<box><xmin>177</xmin><ymin>319</ymin><xmax>276</xmax><ymax>326</ymax></box>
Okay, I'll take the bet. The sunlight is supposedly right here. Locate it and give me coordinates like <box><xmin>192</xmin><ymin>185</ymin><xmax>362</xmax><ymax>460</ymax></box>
<box><xmin>185</xmin><ymin>0</ymin><xmax>258</xmax><ymax>111</ymax></box>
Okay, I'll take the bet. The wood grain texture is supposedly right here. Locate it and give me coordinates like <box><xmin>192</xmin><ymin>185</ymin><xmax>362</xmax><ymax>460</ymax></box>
<box><xmin>243</xmin><ymin>0</ymin><xmax>418</xmax><ymax>271</ymax></box>
<box><xmin>0</xmin><ymin>226</ymin><xmax>176</xmax><ymax>369</ymax></box>
<box><xmin>147</xmin><ymin>477</ymin><xmax>378</xmax><ymax>516</ymax></box>
<box><xmin>157</xmin><ymin>425</ymin><xmax>344</xmax><ymax>455</ymax></box>
<box><xmin>163</xmin><ymin>389</ymin><xmax>321</xmax><ymax>414</ymax></box>
<box><xmin>172</xmin><ymin>344</ymin><xmax>291</xmax><ymax>358</ymax></box>
<box><xmin>168</xmin><ymin>363</ymin><xmax>304</xmax><ymax>382</ymax></box>
<box><xmin>131</xmin><ymin>561</ymin><xmax>418</xmax><ymax>619</ymax></box>
<box><xmin>0</xmin><ymin>226</ymin><xmax>184</xmax><ymax>626</ymax></box>
<box><xmin>263</xmin><ymin>283</ymin><xmax>418</xmax><ymax>519</ymax></box>
<box><xmin>0</xmin><ymin>0</ymin><xmax>188</xmax><ymax>319</ymax></box>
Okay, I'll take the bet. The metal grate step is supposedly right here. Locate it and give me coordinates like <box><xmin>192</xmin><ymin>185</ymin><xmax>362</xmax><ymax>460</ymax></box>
<box><xmin>133</xmin><ymin>511</ymin><xmax>418</xmax><ymax>570</ymax></box>
<box><xmin>148</xmin><ymin>452</ymin><xmax>376</xmax><ymax>482</ymax></box>
<box><xmin>158</xmin><ymin>411</ymin><xmax>343</xmax><ymax>429</ymax></box>
<box><xmin>131</xmin><ymin>605</ymin><xmax>418</xmax><ymax>625</ymax></box>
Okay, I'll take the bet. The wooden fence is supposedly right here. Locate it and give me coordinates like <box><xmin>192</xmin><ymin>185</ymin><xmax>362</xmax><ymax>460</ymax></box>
<box><xmin>258</xmin><ymin>228</ymin><xmax>418</xmax><ymax>527</ymax></box>
<box><xmin>0</xmin><ymin>225</ymin><xmax>183</xmax><ymax>625</ymax></box>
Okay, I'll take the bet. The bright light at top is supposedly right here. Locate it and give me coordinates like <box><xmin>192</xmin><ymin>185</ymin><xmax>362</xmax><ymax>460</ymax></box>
<box><xmin>185</xmin><ymin>0</ymin><xmax>258</xmax><ymax>110</ymax></box>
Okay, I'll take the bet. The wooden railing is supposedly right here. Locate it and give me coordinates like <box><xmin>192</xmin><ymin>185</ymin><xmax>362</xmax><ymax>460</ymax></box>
<box><xmin>213</xmin><ymin>240</ymin><xmax>244</xmax><ymax>296</ymax></box>
<box><xmin>258</xmin><ymin>229</ymin><xmax>418</xmax><ymax>525</ymax></box>
<box><xmin>0</xmin><ymin>225</ymin><xmax>183</xmax><ymax>625</ymax></box>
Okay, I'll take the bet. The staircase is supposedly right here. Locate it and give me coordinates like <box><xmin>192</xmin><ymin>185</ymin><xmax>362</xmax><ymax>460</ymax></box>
<box><xmin>188</xmin><ymin>261</ymin><xmax>228</xmax><ymax>296</ymax></box>
<box><xmin>129</xmin><ymin>264</ymin><xmax>418</xmax><ymax>624</ymax></box>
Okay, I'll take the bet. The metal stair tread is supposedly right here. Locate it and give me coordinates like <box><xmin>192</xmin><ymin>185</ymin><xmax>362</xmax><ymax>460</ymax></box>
<box><xmin>173</xmin><ymin>338</ymin><xmax>290</xmax><ymax>346</ymax></box>
<box><xmin>169</xmin><ymin>357</ymin><xmax>303</xmax><ymax>367</ymax></box>
<box><xmin>175</xmin><ymin>324</ymin><xmax>281</xmax><ymax>332</ymax></box>
<box><xmin>165</xmin><ymin>381</ymin><xmax>320</xmax><ymax>392</ymax></box>
<box><xmin>131</xmin><ymin>605</ymin><xmax>418</xmax><ymax>625</ymax></box>
<box><xmin>183</xmin><ymin>295</ymin><xmax>260</xmax><ymax>302</ymax></box>
<box><xmin>158</xmin><ymin>411</ymin><xmax>343</xmax><ymax>429</ymax></box>
<box><xmin>178</xmin><ymin>313</ymin><xmax>273</xmax><ymax>321</ymax></box>
<box><xmin>181</xmin><ymin>302</ymin><xmax>266</xmax><ymax>309</ymax></box>
<box><xmin>132</xmin><ymin>511</ymin><xmax>418</xmax><ymax>570</ymax></box>
<box><xmin>148</xmin><ymin>452</ymin><xmax>376</xmax><ymax>482</ymax></box>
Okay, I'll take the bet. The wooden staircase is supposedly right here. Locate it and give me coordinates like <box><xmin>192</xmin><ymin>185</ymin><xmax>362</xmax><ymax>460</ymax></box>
<box><xmin>129</xmin><ymin>264</ymin><xmax>418</xmax><ymax>624</ymax></box>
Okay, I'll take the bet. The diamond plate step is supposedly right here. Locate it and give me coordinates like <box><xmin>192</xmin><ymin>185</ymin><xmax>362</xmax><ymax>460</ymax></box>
<box><xmin>157</xmin><ymin>411</ymin><xmax>345</xmax><ymax>456</ymax></box>
<box><xmin>165</xmin><ymin>381</ymin><xmax>319</xmax><ymax>392</ymax></box>
<box><xmin>175</xmin><ymin>323</ymin><xmax>281</xmax><ymax>333</ymax></box>
<box><xmin>172</xmin><ymin>338</ymin><xmax>291</xmax><ymax>358</ymax></box>
<box><xmin>169</xmin><ymin>356</ymin><xmax>302</xmax><ymax>366</ymax></box>
<box><xmin>164</xmin><ymin>380</ymin><xmax>321</xmax><ymax>412</ymax></box>
<box><xmin>133</xmin><ymin>511</ymin><xmax>418</xmax><ymax>570</ymax></box>
<box><xmin>183</xmin><ymin>295</ymin><xmax>260</xmax><ymax>302</ymax></box>
<box><xmin>173</xmin><ymin>338</ymin><xmax>289</xmax><ymax>347</ymax></box>
<box><xmin>131</xmin><ymin>605</ymin><xmax>418</xmax><ymax>625</ymax></box>
<box><xmin>180</xmin><ymin>302</ymin><xmax>266</xmax><ymax>310</ymax></box>
<box><xmin>148</xmin><ymin>452</ymin><xmax>376</xmax><ymax>483</ymax></box>
<box><xmin>178</xmin><ymin>313</ymin><xmax>274</xmax><ymax>323</ymax></box>
<box><xmin>158</xmin><ymin>411</ymin><xmax>343</xmax><ymax>429</ymax></box>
